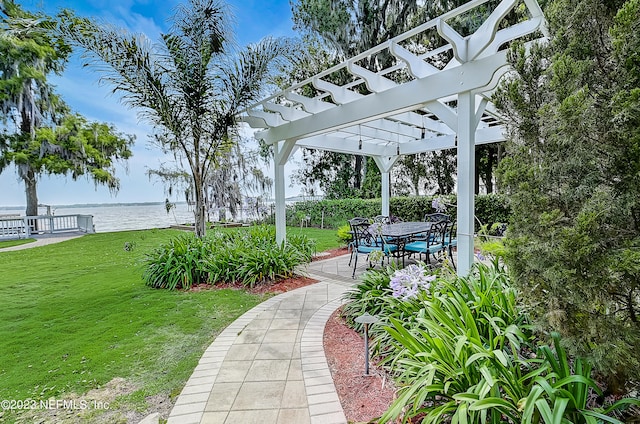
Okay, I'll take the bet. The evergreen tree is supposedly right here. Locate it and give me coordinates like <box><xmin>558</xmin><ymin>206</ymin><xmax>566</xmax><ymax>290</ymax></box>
<box><xmin>496</xmin><ymin>0</ymin><xmax>640</xmax><ymax>386</ymax></box>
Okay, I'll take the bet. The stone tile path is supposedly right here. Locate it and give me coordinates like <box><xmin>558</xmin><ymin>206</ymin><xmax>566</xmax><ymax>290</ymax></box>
<box><xmin>167</xmin><ymin>255</ymin><xmax>362</xmax><ymax>424</ymax></box>
<box><xmin>0</xmin><ymin>232</ymin><xmax>85</xmax><ymax>252</ymax></box>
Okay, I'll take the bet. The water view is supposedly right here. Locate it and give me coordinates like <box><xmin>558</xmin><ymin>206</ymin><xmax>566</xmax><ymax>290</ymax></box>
<box><xmin>0</xmin><ymin>202</ymin><xmax>196</xmax><ymax>233</ymax></box>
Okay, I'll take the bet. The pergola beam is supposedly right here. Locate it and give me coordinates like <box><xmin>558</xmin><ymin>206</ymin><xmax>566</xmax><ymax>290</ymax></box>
<box><xmin>295</xmin><ymin>125</ymin><xmax>506</xmax><ymax>157</ymax></box>
<box><xmin>258</xmin><ymin>51</ymin><xmax>508</xmax><ymax>144</ymax></box>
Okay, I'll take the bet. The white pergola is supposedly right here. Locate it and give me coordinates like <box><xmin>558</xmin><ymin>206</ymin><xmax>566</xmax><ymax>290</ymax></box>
<box><xmin>240</xmin><ymin>0</ymin><xmax>547</xmax><ymax>275</ymax></box>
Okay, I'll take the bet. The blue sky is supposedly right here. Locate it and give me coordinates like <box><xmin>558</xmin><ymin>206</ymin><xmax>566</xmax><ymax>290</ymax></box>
<box><xmin>1</xmin><ymin>0</ymin><xmax>300</xmax><ymax>207</ymax></box>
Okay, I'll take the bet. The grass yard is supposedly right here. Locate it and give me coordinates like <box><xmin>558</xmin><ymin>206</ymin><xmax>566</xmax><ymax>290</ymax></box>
<box><xmin>0</xmin><ymin>238</ymin><xmax>36</xmax><ymax>249</ymax></box>
<box><xmin>0</xmin><ymin>226</ymin><xmax>340</xmax><ymax>422</ymax></box>
<box><xmin>286</xmin><ymin>226</ymin><xmax>343</xmax><ymax>252</ymax></box>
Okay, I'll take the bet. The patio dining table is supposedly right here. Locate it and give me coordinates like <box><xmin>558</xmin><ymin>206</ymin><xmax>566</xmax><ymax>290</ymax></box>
<box><xmin>379</xmin><ymin>221</ymin><xmax>434</xmax><ymax>266</ymax></box>
<box><xmin>379</xmin><ymin>221</ymin><xmax>433</xmax><ymax>239</ymax></box>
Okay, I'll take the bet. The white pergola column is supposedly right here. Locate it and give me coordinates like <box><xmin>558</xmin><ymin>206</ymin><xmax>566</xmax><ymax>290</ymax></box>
<box><xmin>373</xmin><ymin>156</ymin><xmax>399</xmax><ymax>218</ymax></box>
<box><xmin>274</xmin><ymin>163</ymin><xmax>286</xmax><ymax>244</ymax></box>
<box><xmin>381</xmin><ymin>171</ymin><xmax>390</xmax><ymax>216</ymax></box>
<box><xmin>274</xmin><ymin>140</ymin><xmax>296</xmax><ymax>244</ymax></box>
<box><xmin>456</xmin><ymin>91</ymin><xmax>477</xmax><ymax>275</ymax></box>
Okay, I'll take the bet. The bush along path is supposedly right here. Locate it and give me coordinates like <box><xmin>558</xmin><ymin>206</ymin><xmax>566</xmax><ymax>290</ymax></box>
<box><xmin>143</xmin><ymin>225</ymin><xmax>316</xmax><ymax>290</ymax></box>
<box><xmin>342</xmin><ymin>261</ymin><xmax>640</xmax><ymax>423</ymax></box>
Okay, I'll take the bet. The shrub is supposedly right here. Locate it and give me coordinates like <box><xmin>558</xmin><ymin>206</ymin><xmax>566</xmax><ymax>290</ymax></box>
<box><xmin>478</xmin><ymin>238</ymin><xmax>506</xmax><ymax>258</ymax></box>
<box><xmin>343</xmin><ymin>262</ymin><xmax>640</xmax><ymax>423</ymax></box>
<box><xmin>234</xmin><ymin>243</ymin><xmax>304</xmax><ymax>287</ymax></box>
<box><xmin>283</xmin><ymin>194</ymin><xmax>510</xmax><ymax>230</ymax></box>
<box><xmin>474</xmin><ymin>193</ymin><xmax>511</xmax><ymax>229</ymax></box>
<box><xmin>521</xmin><ymin>333</ymin><xmax>639</xmax><ymax>424</ymax></box>
<box><xmin>378</xmin><ymin>263</ymin><xmax>531</xmax><ymax>423</ymax></box>
<box><xmin>286</xmin><ymin>233</ymin><xmax>316</xmax><ymax>262</ymax></box>
<box><xmin>143</xmin><ymin>233</ymin><xmax>212</xmax><ymax>290</ymax></box>
<box><xmin>143</xmin><ymin>226</ymin><xmax>315</xmax><ymax>289</ymax></box>
<box><xmin>336</xmin><ymin>224</ymin><xmax>352</xmax><ymax>244</ymax></box>
<box><xmin>342</xmin><ymin>266</ymin><xmax>395</xmax><ymax>331</ymax></box>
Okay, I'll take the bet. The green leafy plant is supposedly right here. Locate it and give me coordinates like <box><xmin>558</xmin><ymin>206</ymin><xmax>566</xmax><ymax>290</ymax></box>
<box><xmin>343</xmin><ymin>263</ymin><xmax>639</xmax><ymax>423</ymax></box>
<box><xmin>286</xmin><ymin>233</ymin><xmax>316</xmax><ymax>261</ymax></box>
<box><xmin>336</xmin><ymin>224</ymin><xmax>352</xmax><ymax>244</ymax></box>
<box><xmin>143</xmin><ymin>225</ymin><xmax>316</xmax><ymax>289</ymax></box>
<box><xmin>143</xmin><ymin>233</ymin><xmax>211</xmax><ymax>290</ymax></box>
<box><xmin>342</xmin><ymin>267</ymin><xmax>393</xmax><ymax>331</ymax></box>
<box><xmin>379</xmin><ymin>263</ymin><xmax>532</xmax><ymax>423</ymax></box>
<box><xmin>234</xmin><ymin>243</ymin><xmax>305</xmax><ymax>287</ymax></box>
<box><xmin>520</xmin><ymin>333</ymin><xmax>640</xmax><ymax>424</ymax></box>
<box><xmin>478</xmin><ymin>238</ymin><xmax>506</xmax><ymax>258</ymax></box>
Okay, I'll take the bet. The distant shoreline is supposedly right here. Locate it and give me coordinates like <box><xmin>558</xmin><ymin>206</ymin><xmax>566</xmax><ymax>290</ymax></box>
<box><xmin>0</xmin><ymin>201</ymin><xmax>188</xmax><ymax>210</ymax></box>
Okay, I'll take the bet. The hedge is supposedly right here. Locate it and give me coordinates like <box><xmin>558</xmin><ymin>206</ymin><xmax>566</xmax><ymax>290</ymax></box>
<box><xmin>283</xmin><ymin>194</ymin><xmax>510</xmax><ymax>231</ymax></box>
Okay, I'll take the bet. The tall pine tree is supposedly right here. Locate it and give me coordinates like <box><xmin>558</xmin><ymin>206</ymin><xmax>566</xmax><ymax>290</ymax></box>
<box><xmin>496</xmin><ymin>0</ymin><xmax>640</xmax><ymax>387</ymax></box>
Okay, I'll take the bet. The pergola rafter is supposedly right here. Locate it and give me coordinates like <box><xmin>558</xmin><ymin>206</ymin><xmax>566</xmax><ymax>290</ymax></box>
<box><xmin>240</xmin><ymin>0</ymin><xmax>547</xmax><ymax>275</ymax></box>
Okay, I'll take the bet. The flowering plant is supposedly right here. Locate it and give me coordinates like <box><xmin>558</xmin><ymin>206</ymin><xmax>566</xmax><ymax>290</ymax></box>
<box><xmin>389</xmin><ymin>263</ymin><xmax>436</xmax><ymax>300</ymax></box>
<box><xmin>432</xmin><ymin>197</ymin><xmax>447</xmax><ymax>213</ymax></box>
<box><xmin>368</xmin><ymin>222</ymin><xmax>383</xmax><ymax>237</ymax></box>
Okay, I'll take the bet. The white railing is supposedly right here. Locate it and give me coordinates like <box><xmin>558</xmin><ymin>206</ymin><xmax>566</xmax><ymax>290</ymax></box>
<box><xmin>0</xmin><ymin>214</ymin><xmax>95</xmax><ymax>240</ymax></box>
<box><xmin>0</xmin><ymin>215</ymin><xmax>28</xmax><ymax>240</ymax></box>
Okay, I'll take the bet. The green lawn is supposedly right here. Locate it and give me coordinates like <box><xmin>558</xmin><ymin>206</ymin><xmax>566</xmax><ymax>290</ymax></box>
<box><xmin>0</xmin><ymin>238</ymin><xmax>36</xmax><ymax>249</ymax></box>
<box><xmin>286</xmin><ymin>226</ymin><xmax>343</xmax><ymax>252</ymax></box>
<box><xmin>0</xmin><ymin>226</ymin><xmax>340</xmax><ymax>421</ymax></box>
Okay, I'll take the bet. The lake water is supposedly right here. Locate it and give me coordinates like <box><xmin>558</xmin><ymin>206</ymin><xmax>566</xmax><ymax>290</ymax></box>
<box><xmin>0</xmin><ymin>203</ymin><xmax>197</xmax><ymax>233</ymax></box>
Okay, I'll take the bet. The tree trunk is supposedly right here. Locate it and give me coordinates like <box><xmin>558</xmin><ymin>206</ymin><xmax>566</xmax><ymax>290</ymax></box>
<box><xmin>193</xmin><ymin>172</ymin><xmax>207</xmax><ymax>238</ymax></box>
<box><xmin>495</xmin><ymin>143</ymin><xmax>504</xmax><ymax>193</ymax></box>
<box><xmin>354</xmin><ymin>155</ymin><xmax>363</xmax><ymax>189</ymax></box>
<box><xmin>24</xmin><ymin>168</ymin><xmax>38</xmax><ymax>217</ymax></box>
<box><xmin>413</xmin><ymin>180</ymin><xmax>420</xmax><ymax>196</ymax></box>
<box><xmin>23</xmin><ymin>167</ymin><xmax>39</xmax><ymax>233</ymax></box>
<box><xmin>485</xmin><ymin>150</ymin><xmax>494</xmax><ymax>194</ymax></box>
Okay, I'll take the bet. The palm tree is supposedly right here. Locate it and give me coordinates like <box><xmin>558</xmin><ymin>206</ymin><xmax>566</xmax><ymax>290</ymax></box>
<box><xmin>58</xmin><ymin>0</ymin><xmax>292</xmax><ymax>237</ymax></box>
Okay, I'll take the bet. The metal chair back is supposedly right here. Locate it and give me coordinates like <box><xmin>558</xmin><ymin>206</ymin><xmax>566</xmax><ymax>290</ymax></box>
<box><xmin>423</xmin><ymin>213</ymin><xmax>451</xmax><ymax>222</ymax></box>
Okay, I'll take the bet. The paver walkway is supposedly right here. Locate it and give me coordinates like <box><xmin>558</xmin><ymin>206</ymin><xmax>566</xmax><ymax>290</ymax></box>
<box><xmin>0</xmin><ymin>232</ymin><xmax>85</xmax><ymax>252</ymax></box>
<box><xmin>167</xmin><ymin>254</ymin><xmax>363</xmax><ymax>424</ymax></box>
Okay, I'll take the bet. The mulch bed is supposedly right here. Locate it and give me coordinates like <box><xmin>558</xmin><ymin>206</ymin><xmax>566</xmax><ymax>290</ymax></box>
<box><xmin>187</xmin><ymin>247</ymin><xmax>349</xmax><ymax>294</ymax></box>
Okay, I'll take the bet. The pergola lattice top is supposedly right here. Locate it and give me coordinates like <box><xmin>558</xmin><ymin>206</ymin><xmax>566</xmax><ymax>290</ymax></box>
<box><xmin>241</xmin><ymin>0</ymin><xmax>546</xmax><ymax>165</ymax></box>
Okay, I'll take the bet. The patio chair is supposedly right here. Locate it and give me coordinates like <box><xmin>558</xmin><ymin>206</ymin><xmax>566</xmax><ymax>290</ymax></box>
<box><xmin>412</xmin><ymin>213</ymin><xmax>450</xmax><ymax>241</ymax></box>
<box><xmin>347</xmin><ymin>217</ymin><xmax>370</xmax><ymax>266</ymax></box>
<box><xmin>373</xmin><ymin>215</ymin><xmax>402</xmax><ymax>243</ymax></box>
<box><xmin>423</xmin><ymin>213</ymin><xmax>451</xmax><ymax>222</ymax></box>
<box><xmin>403</xmin><ymin>220</ymin><xmax>448</xmax><ymax>267</ymax></box>
<box><xmin>443</xmin><ymin>220</ymin><xmax>457</xmax><ymax>270</ymax></box>
<box><xmin>348</xmin><ymin>217</ymin><xmax>398</xmax><ymax>278</ymax></box>
<box><xmin>373</xmin><ymin>215</ymin><xmax>391</xmax><ymax>225</ymax></box>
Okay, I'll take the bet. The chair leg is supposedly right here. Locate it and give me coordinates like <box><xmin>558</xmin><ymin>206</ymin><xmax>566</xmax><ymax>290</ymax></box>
<box><xmin>449</xmin><ymin>246</ymin><xmax>456</xmax><ymax>270</ymax></box>
<box><xmin>352</xmin><ymin>253</ymin><xmax>358</xmax><ymax>278</ymax></box>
